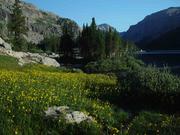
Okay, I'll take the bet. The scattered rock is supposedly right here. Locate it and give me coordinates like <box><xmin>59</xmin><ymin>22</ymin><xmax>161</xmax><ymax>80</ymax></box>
<box><xmin>45</xmin><ymin>106</ymin><xmax>70</xmax><ymax>119</ymax></box>
<box><xmin>44</xmin><ymin>106</ymin><xmax>94</xmax><ymax>124</ymax></box>
<box><xmin>0</xmin><ymin>38</ymin><xmax>60</xmax><ymax>67</ymax></box>
<box><xmin>0</xmin><ymin>37</ymin><xmax>12</xmax><ymax>50</ymax></box>
<box><xmin>41</xmin><ymin>56</ymin><xmax>60</xmax><ymax>67</ymax></box>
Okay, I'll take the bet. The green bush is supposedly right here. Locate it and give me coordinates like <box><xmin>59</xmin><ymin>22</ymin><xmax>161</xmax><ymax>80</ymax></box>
<box><xmin>42</xmin><ymin>118</ymin><xmax>102</xmax><ymax>135</ymax></box>
<box><xmin>127</xmin><ymin>112</ymin><xmax>180</xmax><ymax>135</ymax></box>
<box><xmin>117</xmin><ymin>66</ymin><xmax>180</xmax><ymax>111</ymax></box>
<box><xmin>22</xmin><ymin>64</ymin><xmax>84</xmax><ymax>73</ymax></box>
<box><xmin>27</xmin><ymin>42</ymin><xmax>44</xmax><ymax>53</ymax></box>
<box><xmin>38</xmin><ymin>36</ymin><xmax>61</xmax><ymax>53</ymax></box>
<box><xmin>125</xmin><ymin>66</ymin><xmax>180</xmax><ymax>93</ymax></box>
<box><xmin>87</xmin><ymin>65</ymin><xmax>180</xmax><ymax>112</ymax></box>
<box><xmin>84</xmin><ymin>56</ymin><xmax>144</xmax><ymax>73</ymax></box>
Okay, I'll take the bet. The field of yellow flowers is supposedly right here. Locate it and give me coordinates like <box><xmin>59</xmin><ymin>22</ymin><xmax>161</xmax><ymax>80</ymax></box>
<box><xmin>0</xmin><ymin>55</ymin><xmax>180</xmax><ymax>135</ymax></box>
<box><xmin>0</xmin><ymin>66</ymin><xmax>129</xmax><ymax>134</ymax></box>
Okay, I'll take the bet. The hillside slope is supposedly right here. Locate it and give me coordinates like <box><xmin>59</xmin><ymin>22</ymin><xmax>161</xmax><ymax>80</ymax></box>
<box><xmin>144</xmin><ymin>26</ymin><xmax>180</xmax><ymax>50</ymax></box>
<box><xmin>0</xmin><ymin>0</ymin><xmax>80</xmax><ymax>44</ymax></box>
<box><xmin>122</xmin><ymin>7</ymin><xmax>180</xmax><ymax>49</ymax></box>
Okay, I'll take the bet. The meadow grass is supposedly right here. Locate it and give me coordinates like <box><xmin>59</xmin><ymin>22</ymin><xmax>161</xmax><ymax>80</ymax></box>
<box><xmin>0</xmin><ymin>55</ymin><xmax>179</xmax><ymax>135</ymax></box>
<box><xmin>0</xmin><ymin>55</ymin><xmax>19</xmax><ymax>70</ymax></box>
<box><xmin>0</xmin><ymin>66</ymin><xmax>127</xmax><ymax>134</ymax></box>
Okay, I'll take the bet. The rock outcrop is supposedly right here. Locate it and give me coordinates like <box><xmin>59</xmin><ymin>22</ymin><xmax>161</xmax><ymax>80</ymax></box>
<box><xmin>44</xmin><ymin>106</ymin><xmax>94</xmax><ymax>124</ymax></box>
<box><xmin>0</xmin><ymin>0</ymin><xmax>80</xmax><ymax>44</ymax></box>
<box><xmin>0</xmin><ymin>37</ymin><xmax>60</xmax><ymax>67</ymax></box>
<box><xmin>0</xmin><ymin>37</ymin><xmax>12</xmax><ymax>50</ymax></box>
<box><xmin>98</xmin><ymin>23</ymin><xmax>116</xmax><ymax>32</ymax></box>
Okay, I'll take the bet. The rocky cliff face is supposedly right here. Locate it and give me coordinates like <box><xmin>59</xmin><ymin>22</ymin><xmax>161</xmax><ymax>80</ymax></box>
<box><xmin>122</xmin><ymin>7</ymin><xmax>180</xmax><ymax>48</ymax></box>
<box><xmin>0</xmin><ymin>0</ymin><xmax>80</xmax><ymax>44</ymax></box>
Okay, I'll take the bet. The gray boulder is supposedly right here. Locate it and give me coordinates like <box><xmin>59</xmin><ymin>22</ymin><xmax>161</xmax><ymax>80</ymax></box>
<box><xmin>0</xmin><ymin>37</ymin><xmax>12</xmax><ymax>50</ymax></box>
<box><xmin>44</xmin><ymin>106</ymin><xmax>94</xmax><ymax>124</ymax></box>
<box><xmin>0</xmin><ymin>45</ymin><xmax>60</xmax><ymax>67</ymax></box>
<box><xmin>12</xmin><ymin>52</ymin><xmax>60</xmax><ymax>67</ymax></box>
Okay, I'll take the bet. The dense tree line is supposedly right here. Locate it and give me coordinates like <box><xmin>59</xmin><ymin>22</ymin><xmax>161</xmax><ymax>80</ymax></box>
<box><xmin>37</xmin><ymin>18</ymin><xmax>126</xmax><ymax>61</ymax></box>
<box><xmin>38</xmin><ymin>36</ymin><xmax>60</xmax><ymax>53</ymax></box>
<box><xmin>7</xmin><ymin>3</ymin><xmax>128</xmax><ymax>62</ymax></box>
<box><xmin>38</xmin><ymin>23</ymin><xmax>76</xmax><ymax>58</ymax></box>
<box><xmin>7</xmin><ymin>1</ymin><xmax>124</xmax><ymax>61</ymax></box>
<box><xmin>79</xmin><ymin>18</ymin><xmax>122</xmax><ymax>60</ymax></box>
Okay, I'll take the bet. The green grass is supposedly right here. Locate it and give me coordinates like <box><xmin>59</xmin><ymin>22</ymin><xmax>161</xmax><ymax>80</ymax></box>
<box><xmin>0</xmin><ymin>69</ymin><xmax>129</xmax><ymax>134</ymax></box>
<box><xmin>0</xmin><ymin>55</ymin><xmax>81</xmax><ymax>73</ymax></box>
<box><xmin>0</xmin><ymin>54</ymin><xmax>179</xmax><ymax>135</ymax></box>
<box><xmin>0</xmin><ymin>55</ymin><xmax>19</xmax><ymax>70</ymax></box>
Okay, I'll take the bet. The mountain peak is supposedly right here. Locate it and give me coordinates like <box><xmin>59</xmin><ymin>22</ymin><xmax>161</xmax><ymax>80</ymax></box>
<box><xmin>98</xmin><ymin>23</ymin><xmax>116</xmax><ymax>32</ymax></box>
<box><xmin>166</xmin><ymin>7</ymin><xmax>180</xmax><ymax>15</ymax></box>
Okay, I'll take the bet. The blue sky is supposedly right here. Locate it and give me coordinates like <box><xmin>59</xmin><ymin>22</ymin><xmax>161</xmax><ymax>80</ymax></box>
<box><xmin>24</xmin><ymin>0</ymin><xmax>180</xmax><ymax>32</ymax></box>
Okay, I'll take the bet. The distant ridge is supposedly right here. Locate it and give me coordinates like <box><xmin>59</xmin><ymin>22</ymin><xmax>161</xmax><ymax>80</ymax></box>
<box><xmin>145</xmin><ymin>26</ymin><xmax>180</xmax><ymax>50</ymax></box>
<box><xmin>122</xmin><ymin>7</ymin><xmax>180</xmax><ymax>49</ymax></box>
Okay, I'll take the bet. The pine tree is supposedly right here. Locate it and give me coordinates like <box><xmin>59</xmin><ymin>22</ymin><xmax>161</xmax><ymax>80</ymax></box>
<box><xmin>91</xmin><ymin>17</ymin><xmax>96</xmax><ymax>31</ymax></box>
<box><xmin>79</xmin><ymin>18</ymin><xmax>106</xmax><ymax>60</ymax></box>
<box><xmin>60</xmin><ymin>25</ymin><xmax>74</xmax><ymax>58</ymax></box>
<box><xmin>38</xmin><ymin>36</ymin><xmax>60</xmax><ymax>53</ymax></box>
<box><xmin>89</xmin><ymin>18</ymin><xmax>97</xmax><ymax>59</ymax></box>
<box><xmin>79</xmin><ymin>24</ymin><xmax>89</xmax><ymax>58</ymax></box>
<box><xmin>105</xmin><ymin>28</ymin><xmax>121</xmax><ymax>58</ymax></box>
<box><xmin>105</xmin><ymin>28</ymin><xmax>113</xmax><ymax>57</ymax></box>
<box><xmin>8</xmin><ymin>0</ymin><xmax>27</xmax><ymax>51</ymax></box>
<box><xmin>111</xmin><ymin>30</ymin><xmax>121</xmax><ymax>57</ymax></box>
<box><xmin>96</xmin><ymin>30</ymin><xmax>105</xmax><ymax>59</ymax></box>
<box><xmin>79</xmin><ymin>23</ymin><xmax>93</xmax><ymax>59</ymax></box>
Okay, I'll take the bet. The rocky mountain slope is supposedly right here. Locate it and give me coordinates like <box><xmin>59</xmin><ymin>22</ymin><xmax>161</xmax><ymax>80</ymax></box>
<box><xmin>0</xmin><ymin>0</ymin><xmax>80</xmax><ymax>44</ymax></box>
<box><xmin>144</xmin><ymin>26</ymin><xmax>180</xmax><ymax>50</ymax></box>
<box><xmin>122</xmin><ymin>7</ymin><xmax>180</xmax><ymax>49</ymax></box>
<box><xmin>98</xmin><ymin>23</ymin><xmax>116</xmax><ymax>31</ymax></box>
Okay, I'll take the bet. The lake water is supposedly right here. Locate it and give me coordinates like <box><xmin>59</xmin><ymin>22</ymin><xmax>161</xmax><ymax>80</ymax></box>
<box><xmin>138</xmin><ymin>51</ymin><xmax>180</xmax><ymax>68</ymax></box>
<box><xmin>138</xmin><ymin>50</ymin><xmax>180</xmax><ymax>67</ymax></box>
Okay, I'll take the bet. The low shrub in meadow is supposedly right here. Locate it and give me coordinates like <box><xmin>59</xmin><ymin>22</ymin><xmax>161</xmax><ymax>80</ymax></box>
<box><xmin>117</xmin><ymin>67</ymin><xmax>180</xmax><ymax>111</ymax></box>
<box><xmin>126</xmin><ymin>112</ymin><xmax>180</xmax><ymax>135</ymax></box>
<box><xmin>88</xmin><ymin>66</ymin><xmax>180</xmax><ymax>112</ymax></box>
<box><xmin>84</xmin><ymin>56</ymin><xmax>144</xmax><ymax>73</ymax></box>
